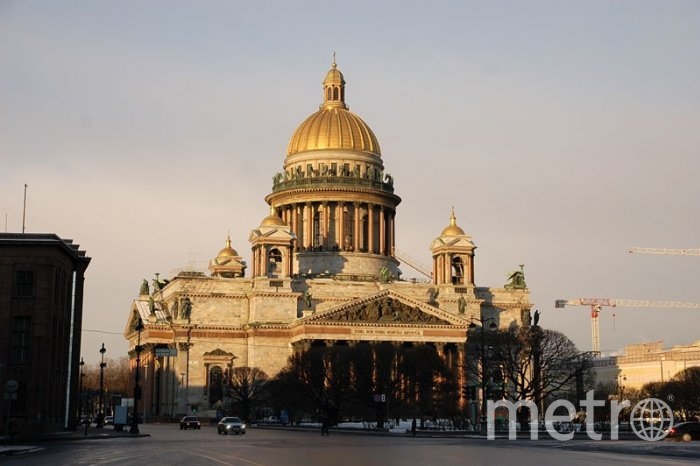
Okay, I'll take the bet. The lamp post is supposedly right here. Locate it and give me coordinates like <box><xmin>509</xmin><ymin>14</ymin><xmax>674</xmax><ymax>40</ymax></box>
<box><xmin>130</xmin><ymin>317</ymin><xmax>144</xmax><ymax>434</ymax></box>
<box><xmin>468</xmin><ymin>316</ymin><xmax>497</xmax><ymax>434</ymax></box>
<box><xmin>97</xmin><ymin>344</ymin><xmax>107</xmax><ymax>428</ymax></box>
<box><xmin>78</xmin><ymin>357</ymin><xmax>85</xmax><ymax>421</ymax></box>
<box><xmin>79</xmin><ymin>357</ymin><xmax>87</xmax><ymax>435</ymax></box>
<box><xmin>617</xmin><ymin>374</ymin><xmax>627</xmax><ymax>397</ymax></box>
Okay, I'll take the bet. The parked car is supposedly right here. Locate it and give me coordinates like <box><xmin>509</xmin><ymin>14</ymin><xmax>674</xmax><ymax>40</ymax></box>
<box><xmin>104</xmin><ymin>416</ymin><xmax>114</xmax><ymax>426</ymax></box>
<box><xmin>180</xmin><ymin>416</ymin><xmax>201</xmax><ymax>430</ymax></box>
<box><xmin>218</xmin><ymin>417</ymin><xmax>246</xmax><ymax>435</ymax></box>
<box><xmin>667</xmin><ymin>421</ymin><xmax>700</xmax><ymax>442</ymax></box>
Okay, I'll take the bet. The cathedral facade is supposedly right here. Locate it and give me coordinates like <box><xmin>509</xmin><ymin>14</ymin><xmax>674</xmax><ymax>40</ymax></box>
<box><xmin>124</xmin><ymin>61</ymin><xmax>531</xmax><ymax>419</ymax></box>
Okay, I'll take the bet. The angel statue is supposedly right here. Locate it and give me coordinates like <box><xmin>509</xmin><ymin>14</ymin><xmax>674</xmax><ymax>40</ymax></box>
<box><xmin>505</xmin><ymin>264</ymin><xmax>527</xmax><ymax>290</ymax></box>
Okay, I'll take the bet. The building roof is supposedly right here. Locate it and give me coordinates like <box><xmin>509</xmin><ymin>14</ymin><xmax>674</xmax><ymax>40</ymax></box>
<box><xmin>0</xmin><ymin>233</ymin><xmax>91</xmax><ymax>263</ymax></box>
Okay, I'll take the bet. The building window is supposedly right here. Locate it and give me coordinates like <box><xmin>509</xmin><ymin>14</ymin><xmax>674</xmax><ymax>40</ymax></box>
<box><xmin>328</xmin><ymin>207</ymin><xmax>337</xmax><ymax>249</ymax></box>
<box><xmin>13</xmin><ymin>270</ymin><xmax>35</xmax><ymax>297</ymax></box>
<box><xmin>451</xmin><ymin>257</ymin><xmax>464</xmax><ymax>284</ymax></box>
<box><xmin>343</xmin><ymin>208</ymin><xmax>354</xmax><ymax>251</ymax></box>
<box><xmin>268</xmin><ymin>248</ymin><xmax>282</xmax><ymax>278</ymax></box>
<box><xmin>313</xmin><ymin>211</ymin><xmax>322</xmax><ymax>249</ymax></box>
<box><xmin>10</xmin><ymin>316</ymin><xmax>32</xmax><ymax>363</ymax></box>
<box><xmin>209</xmin><ymin>366</ymin><xmax>223</xmax><ymax>408</ymax></box>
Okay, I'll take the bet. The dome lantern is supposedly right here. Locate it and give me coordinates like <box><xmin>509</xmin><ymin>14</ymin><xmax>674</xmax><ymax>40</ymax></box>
<box><xmin>286</xmin><ymin>58</ymin><xmax>381</xmax><ymax>157</ymax></box>
<box><xmin>322</xmin><ymin>54</ymin><xmax>347</xmax><ymax>110</ymax></box>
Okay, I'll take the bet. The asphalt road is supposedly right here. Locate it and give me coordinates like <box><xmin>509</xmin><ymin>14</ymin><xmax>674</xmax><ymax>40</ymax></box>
<box><xmin>2</xmin><ymin>423</ymin><xmax>700</xmax><ymax>466</ymax></box>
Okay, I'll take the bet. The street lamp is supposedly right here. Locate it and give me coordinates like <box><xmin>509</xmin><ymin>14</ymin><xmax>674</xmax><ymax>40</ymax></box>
<box><xmin>617</xmin><ymin>374</ymin><xmax>627</xmax><ymax>397</ymax></box>
<box><xmin>468</xmin><ymin>316</ymin><xmax>497</xmax><ymax>434</ymax></box>
<box><xmin>78</xmin><ymin>358</ymin><xmax>85</xmax><ymax>420</ymax></box>
<box><xmin>79</xmin><ymin>357</ymin><xmax>87</xmax><ymax>435</ymax></box>
<box><xmin>97</xmin><ymin>343</ymin><xmax>107</xmax><ymax>428</ymax></box>
<box><xmin>130</xmin><ymin>317</ymin><xmax>144</xmax><ymax>434</ymax></box>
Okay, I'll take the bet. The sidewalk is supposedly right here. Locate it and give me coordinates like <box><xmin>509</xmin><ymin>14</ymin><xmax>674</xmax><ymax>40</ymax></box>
<box><xmin>260</xmin><ymin>423</ymin><xmax>700</xmax><ymax>460</ymax></box>
<box><xmin>0</xmin><ymin>426</ymin><xmax>149</xmax><ymax>456</ymax></box>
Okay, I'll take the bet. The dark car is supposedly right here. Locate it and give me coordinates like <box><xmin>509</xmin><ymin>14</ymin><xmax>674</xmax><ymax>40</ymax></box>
<box><xmin>217</xmin><ymin>416</ymin><xmax>246</xmax><ymax>435</ymax></box>
<box><xmin>667</xmin><ymin>421</ymin><xmax>700</xmax><ymax>442</ymax></box>
<box><xmin>180</xmin><ymin>416</ymin><xmax>201</xmax><ymax>430</ymax></box>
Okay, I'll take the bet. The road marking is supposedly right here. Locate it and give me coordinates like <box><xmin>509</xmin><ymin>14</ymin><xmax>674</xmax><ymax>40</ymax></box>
<box><xmin>192</xmin><ymin>447</ymin><xmax>267</xmax><ymax>466</ymax></box>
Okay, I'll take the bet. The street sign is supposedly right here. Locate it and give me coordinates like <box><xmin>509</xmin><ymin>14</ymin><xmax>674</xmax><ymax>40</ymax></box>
<box><xmin>5</xmin><ymin>379</ymin><xmax>18</xmax><ymax>393</ymax></box>
<box><xmin>155</xmin><ymin>348</ymin><xmax>177</xmax><ymax>357</ymax></box>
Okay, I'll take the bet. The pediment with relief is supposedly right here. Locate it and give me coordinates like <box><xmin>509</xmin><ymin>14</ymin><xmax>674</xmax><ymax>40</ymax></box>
<box><xmin>204</xmin><ymin>348</ymin><xmax>234</xmax><ymax>357</ymax></box>
<box><xmin>308</xmin><ymin>291</ymin><xmax>461</xmax><ymax>326</ymax></box>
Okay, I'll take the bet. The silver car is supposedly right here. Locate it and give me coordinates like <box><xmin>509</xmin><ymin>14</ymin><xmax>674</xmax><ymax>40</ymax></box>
<box><xmin>217</xmin><ymin>416</ymin><xmax>246</xmax><ymax>435</ymax></box>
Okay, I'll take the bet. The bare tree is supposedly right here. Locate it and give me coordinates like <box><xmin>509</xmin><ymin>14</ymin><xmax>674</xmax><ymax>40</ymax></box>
<box><xmin>466</xmin><ymin>327</ymin><xmax>594</xmax><ymax>426</ymax></box>
<box><xmin>398</xmin><ymin>344</ymin><xmax>452</xmax><ymax>427</ymax></box>
<box><xmin>270</xmin><ymin>342</ymin><xmax>458</xmax><ymax>428</ymax></box>
<box><xmin>82</xmin><ymin>356</ymin><xmax>130</xmax><ymax>394</ymax></box>
<box><xmin>351</xmin><ymin>342</ymin><xmax>404</xmax><ymax>428</ymax></box>
<box><xmin>228</xmin><ymin>366</ymin><xmax>270</xmax><ymax>422</ymax></box>
<box><xmin>643</xmin><ymin>367</ymin><xmax>700</xmax><ymax>421</ymax></box>
<box><xmin>277</xmin><ymin>344</ymin><xmax>355</xmax><ymax>425</ymax></box>
<box><xmin>80</xmin><ymin>356</ymin><xmax>131</xmax><ymax>416</ymax></box>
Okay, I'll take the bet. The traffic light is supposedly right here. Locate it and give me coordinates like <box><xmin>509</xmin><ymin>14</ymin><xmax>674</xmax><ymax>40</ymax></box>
<box><xmin>191</xmin><ymin>404</ymin><xmax>198</xmax><ymax>413</ymax></box>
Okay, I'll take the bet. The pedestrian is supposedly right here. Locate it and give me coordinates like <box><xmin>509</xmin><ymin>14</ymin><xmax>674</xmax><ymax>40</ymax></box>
<box><xmin>411</xmin><ymin>419</ymin><xmax>416</xmax><ymax>437</ymax></box>
<box><xmin>321</xmin><ymin>419</ymin><xmax>329</xmax><ymax>436</ymax></box>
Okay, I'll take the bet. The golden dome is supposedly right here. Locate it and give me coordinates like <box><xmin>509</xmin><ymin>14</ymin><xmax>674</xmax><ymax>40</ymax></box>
<box><xmin>441</xmin><ymin>208</ymin><xmax>466</xmax><ymax>236</ymax></box>
<box><xmin>261</xmin><ymin>206</ymin><xmax>286</xmax><ymax>227</ymax></box>
<box><xmin>216</xmin><ymin>235</ymin><xmax>239</xmax><ymax>257</ymax></box>
<box><xmin>287</xmin><ymin>61</ymin><xmax>381</xmax><ymax>157</ymax></box>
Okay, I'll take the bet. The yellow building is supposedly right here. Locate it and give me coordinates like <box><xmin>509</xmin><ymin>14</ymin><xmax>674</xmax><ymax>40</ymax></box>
<box><xmin>123</xmin><ymin>61</ymin><xmax>532</xmax><ymax>419</ymax></box>
<box><xmin>594</xmin><ymin>340</ymin><xmax>700</xmax><ymax>390</ymax></box>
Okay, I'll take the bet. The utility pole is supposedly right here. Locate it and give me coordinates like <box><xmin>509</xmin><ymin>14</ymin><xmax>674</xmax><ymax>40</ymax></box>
<box><xmin>22</xmin><ymin>184</ymin><xmax>28</xmax><ymax>233</ymax></box>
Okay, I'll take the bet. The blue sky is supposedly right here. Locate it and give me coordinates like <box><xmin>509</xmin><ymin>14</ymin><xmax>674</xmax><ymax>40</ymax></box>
<box><xmin>2</xmin><ymin>0</ymin><xmax>699</xmax><ymax>363</ymax></box>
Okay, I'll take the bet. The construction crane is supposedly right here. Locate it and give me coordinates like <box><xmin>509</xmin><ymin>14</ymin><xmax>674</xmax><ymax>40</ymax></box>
<box><xmin>555</xmin><ymin>298</ymin><xmax>700</xmax><ymax>355</ymax></box>
<box><xmin>628</xmin><ymin>247</ymin><xmax>700</xmax><ymax>256</ymax></box>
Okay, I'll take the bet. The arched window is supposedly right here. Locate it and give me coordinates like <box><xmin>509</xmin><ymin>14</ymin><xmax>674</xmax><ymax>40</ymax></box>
<box><xmin>209</xmin><ymin>366</ymin><xmax>224</xmax><ymax>407</ymax></box>
<box><xmin>333</xmin><ymin>86</ymin><xmax>339</xmax><ymax>100</ymax></box>
<box><xmin>268</xmin><ymin>248</ymin><xmax>282</xmax><ymax>278</ymax></box>
<box><xmin>451</xmin><ymin>257</ymin><xmax>464</xmax><ymax>284</ymax></box>
<box><xmin>327</xmin><ymin>88</ymin><xmax>332</xmax><ymax>100</ymax></box>
<box><xmin>313</xmin><ymin>211</ymin><xmax>322</xmax><ymax>249</ymax></box>
<box><xmin>343</xmin><ymin>207</ymin><xmax>354</xmax><ymax>251</ymax></box>
<box><xmin>328</xmin><ymin>206</ymin><xmax>337</xmax><ymax>250</ymax></box>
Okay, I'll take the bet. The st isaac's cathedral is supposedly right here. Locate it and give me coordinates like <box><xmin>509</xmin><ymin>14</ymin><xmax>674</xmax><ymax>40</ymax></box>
<box><xmin>124</xmin><ymin>60</ymin><xmax>532</xmax><ymax>418</ymax></box>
